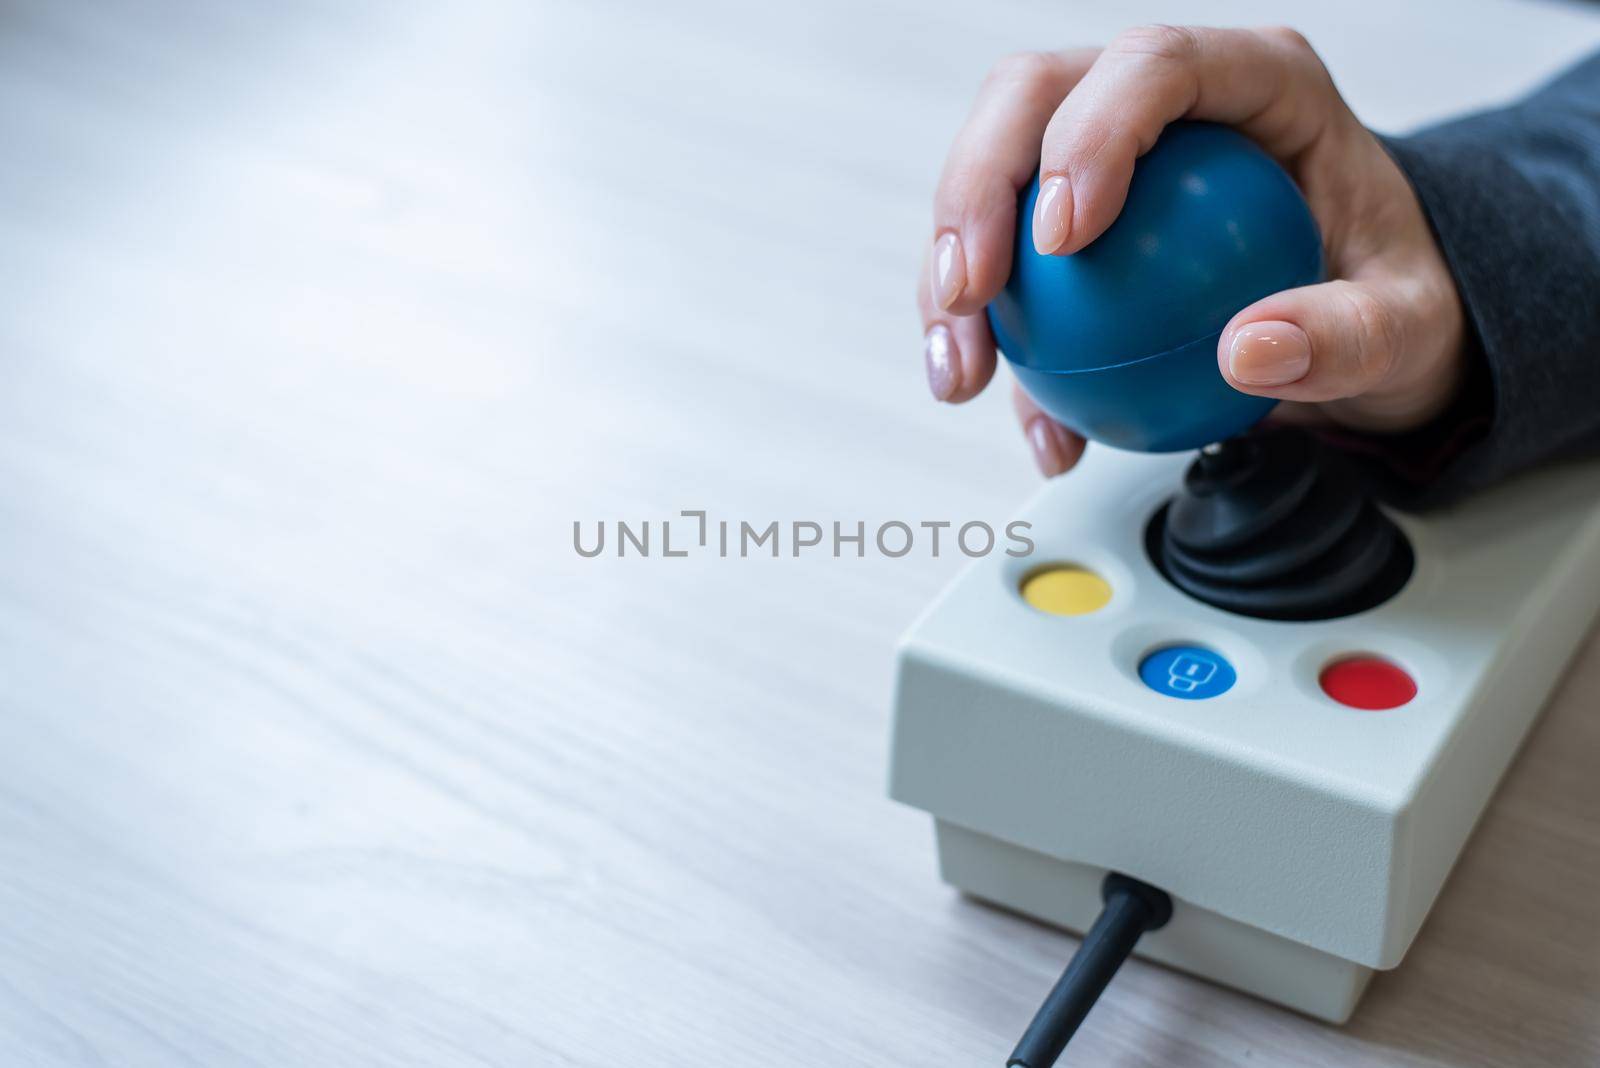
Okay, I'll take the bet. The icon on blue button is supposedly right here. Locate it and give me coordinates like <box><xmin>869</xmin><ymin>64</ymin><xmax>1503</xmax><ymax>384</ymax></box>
<box><xmin>1139</xmin><ymin>645</ymin><xmax>1236</xmax><ymax>700</ymax></box>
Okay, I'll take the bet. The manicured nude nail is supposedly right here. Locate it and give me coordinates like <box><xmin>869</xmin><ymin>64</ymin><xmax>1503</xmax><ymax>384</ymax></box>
<box><xmin>1228</xmin><ymin>321</ymin><xmax>1312</xmax><ymax>386</ymax></box>
<box><xmin>1026</xmin><ymin>415</ymin><xmax>1068</xmax><ymax>476</ymax></box>
<box><xmin>1032</xmin><ymin>176</ymin><xmax>1072</xmax><ymax>255</ymax></box>
<box><xmin>931</xmin><ymin>231</ymin><xmax>967</xmax><ymax>310</ymax></box>
<box><xmin>924</xmin><ymin>324</ymin><xmax>959</xmax><ymax>401</ymax></box>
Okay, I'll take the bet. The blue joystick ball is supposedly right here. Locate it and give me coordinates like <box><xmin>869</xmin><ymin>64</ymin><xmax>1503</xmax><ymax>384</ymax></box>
<box><xmin>988</xmin><ymin>122</ymin><xmax>1323</xmax><ymax>452</ymax></box>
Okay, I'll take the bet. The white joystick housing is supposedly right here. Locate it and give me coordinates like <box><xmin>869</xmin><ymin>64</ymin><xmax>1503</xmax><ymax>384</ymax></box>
<box><xmin>888</xmin><ymin>446</ymin><xmax>1600</xmax><ymax>1021</ymax></box>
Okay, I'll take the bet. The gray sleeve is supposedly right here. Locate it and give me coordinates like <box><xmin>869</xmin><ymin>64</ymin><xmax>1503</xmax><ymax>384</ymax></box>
<box><xmin>1351</xmin><ymin>50</ymin><xmax>1600</xmax><ymax>507</ymax></box>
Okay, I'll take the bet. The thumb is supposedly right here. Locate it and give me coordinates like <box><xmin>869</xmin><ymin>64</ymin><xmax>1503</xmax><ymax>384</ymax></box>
<box><xmin>1217</xmin><ymin>279</ymin><xmax>1404</xmax><ymax>405</ymax></box>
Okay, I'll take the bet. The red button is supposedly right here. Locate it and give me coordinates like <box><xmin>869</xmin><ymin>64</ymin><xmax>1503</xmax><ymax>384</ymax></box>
<box><xmin>1319</xmin><ymin>656</ymin><xmax>1416</xmax><ymax>710</ymax></box>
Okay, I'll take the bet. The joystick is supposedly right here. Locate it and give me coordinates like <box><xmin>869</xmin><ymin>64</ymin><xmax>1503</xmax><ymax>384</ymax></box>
<box><xmin>978</xmin><ymin>123</ymin><xmax>1414</xmax><ymax>1065</ymax></box>
<box><xmin>896</xmin><ymin>113</ymin><xmax>1600</xmax><ymax>1068</ymax></box>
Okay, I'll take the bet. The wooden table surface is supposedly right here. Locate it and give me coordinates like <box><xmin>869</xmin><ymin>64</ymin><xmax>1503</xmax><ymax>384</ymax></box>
<box><xmin>3</xmin><ymin>2</ymin><xmax>1599</xmax><ymax>1065</ymax></box>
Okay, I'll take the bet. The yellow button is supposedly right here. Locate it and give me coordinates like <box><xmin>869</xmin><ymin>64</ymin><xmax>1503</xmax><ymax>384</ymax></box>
<box><xmin>1020</xmin><ymin>565</ymin><xmax>1112</xmax><ymax>616</ymax></box>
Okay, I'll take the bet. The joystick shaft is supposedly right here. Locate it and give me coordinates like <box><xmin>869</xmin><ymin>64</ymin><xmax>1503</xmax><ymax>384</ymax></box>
<box><xmin>1147</xmin><ymin>429</ymin><xmax>1413</xmax><ymax>621</ymax></box>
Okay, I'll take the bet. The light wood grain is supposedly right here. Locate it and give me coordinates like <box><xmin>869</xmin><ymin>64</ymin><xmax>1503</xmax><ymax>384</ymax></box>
<box><xmin>2</xmin><ymin>2</ymin><xmax>1599</xmax><ymax>1065</ymax></box>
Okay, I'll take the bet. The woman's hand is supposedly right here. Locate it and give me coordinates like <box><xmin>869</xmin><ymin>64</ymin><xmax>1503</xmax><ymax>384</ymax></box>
<box><xmin>918</xmin><ymin>26</ymin><xmax>1465</xmax><ymax>476</ymax></box>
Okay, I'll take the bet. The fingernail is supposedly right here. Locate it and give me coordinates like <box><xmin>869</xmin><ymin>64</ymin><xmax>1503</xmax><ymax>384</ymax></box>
<box><xmin>924</xmin><ymin>324</ymin><xmax>959</xmax><ymax>401</ymax></box>
<box><xmin>1228</xmin><ymin>321</ymin><xmax>1312</xmax><ymax>386</ymax></box>
<box><xmin>931</xmin><ymin>231</ymin><xmax>967</xmax><ymax>310</ymax></box>
<box><xmin>1026</xmin><ymin>415</ymin><xmax>1068</xmax><ymax>476</ymax></box>
<box><xmin>1032</xmin><ymin>176</ymin><xmax>1072</xmax><ymax>255</ymax></box>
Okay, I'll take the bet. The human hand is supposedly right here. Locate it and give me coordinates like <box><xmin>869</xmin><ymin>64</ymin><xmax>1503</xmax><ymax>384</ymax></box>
<box><xmin>918</xmin><ymin>26</ymin><xmax>1465</xmax><ymax>475</ymax></box>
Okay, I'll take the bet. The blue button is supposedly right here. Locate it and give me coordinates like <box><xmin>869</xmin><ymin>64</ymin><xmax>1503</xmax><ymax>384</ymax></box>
<box><xmin>1139</xmin><ymin>645</ymin><xmax>1236</xmax><ymax>700</ymax></box>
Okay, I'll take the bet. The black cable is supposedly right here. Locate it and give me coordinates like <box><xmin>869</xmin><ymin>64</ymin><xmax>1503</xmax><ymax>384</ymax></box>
<box><xmin>1006</xmin><ymin>873</ymin><xmax>1173</xmax><ymax>1068</ymax></box>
